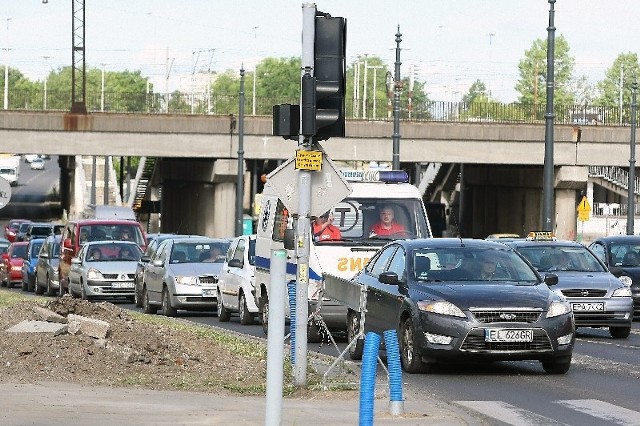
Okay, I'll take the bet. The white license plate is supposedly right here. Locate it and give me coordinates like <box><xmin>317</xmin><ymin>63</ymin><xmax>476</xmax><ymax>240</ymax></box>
<box><xmin>484</xmin><ymin>328</ymin><xmax>533</xmax><ymax>343</ymax></box>
<box><xmin>111</xmin><ymin>282</ymin><xmax>134</xmax><ymax>289</ymax></box>
<box><xmin>202</xmin><ymin>288</ymin><xmax>216</xmax><ymax>296</ymax></box>
<box><xmin>572</xmin><ymin>302</ymin><xmax>604</xmax><ymax>312</ymax></box>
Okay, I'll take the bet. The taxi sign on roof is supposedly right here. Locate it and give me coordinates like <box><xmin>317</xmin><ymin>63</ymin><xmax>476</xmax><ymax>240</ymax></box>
<box><xmin>526</xmin><ymin>231</ymin><xmax>557</xmax><ymax>241</ymax></box>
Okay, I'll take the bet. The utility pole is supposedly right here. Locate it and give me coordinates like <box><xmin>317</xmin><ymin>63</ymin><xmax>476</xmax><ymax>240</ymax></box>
<box><xmin>3</xmin><ymin>17</ymin><xmax>10</xmax><ymax>110</ymax></box>
<box><xmin>628</xmin><ymin>81</ymin><xmax>637</xmax><ymax>235</ymax></box>
<box><xmin>165</xmin><ymin>48</ymin><xmax>174</xmax><ymax>113</ymax></box>
<box><xmin>252</xmin><ymin>26</ymin><xmax>258</xmax><ymax>116</ymax></box>
<box><xmin>235</xmin><ymin>67</ymin><xmax>245</xmax><ymax>236</ymax></box>
<box><xmin>542</xmin><ymin>0</ymin><xmax>556</xmax><ymax>232</ymax></box>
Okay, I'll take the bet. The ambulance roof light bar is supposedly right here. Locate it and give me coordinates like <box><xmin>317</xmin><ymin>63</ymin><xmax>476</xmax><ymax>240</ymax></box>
<box><xmin>341</xmin><ymin>170</ymin><xmax>409</xmax><ymax>183</ymax></box>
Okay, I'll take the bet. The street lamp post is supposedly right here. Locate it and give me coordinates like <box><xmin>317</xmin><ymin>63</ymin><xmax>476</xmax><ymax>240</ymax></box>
<box><xmin>627</xmin><ymin>81</ymin><xmax>637</xmax><ymax>235</ymax></box>
<box><xmin>42</xmin><ymin>55</ymin><xmax>51</xmax><ymax>110</ymax></box>
<box><xmin>368</xmin><ymin>65</ymin><xmax>384</xmax><ymax>120</ymax></box>
<box><xmin>361</xmin><ymin>54</ymin><xmax>368</xmax><ymax>119</ymax></box>
<box><xmin>542</xmin><ymin>0</ymin><xmax>556</xmax><ymax>232</ymax></box>
<box><xmin>252</xmin><ymin>26</ymin><xmax>258</xmax><ymax>116</ymax></box>
<box><xmin>392</xmin><ymin>26</ymin><xmax>402</xmax><ymax>170</ymax></box>
<box><xmin>3</xmin><ymin>17</ymin><xmax>11</xmax><ymax>110</ymax></box>
<box><xmin>235</xmin><ymin>67</ymin><xmax>245</xmax><ymax>237</ymax></box>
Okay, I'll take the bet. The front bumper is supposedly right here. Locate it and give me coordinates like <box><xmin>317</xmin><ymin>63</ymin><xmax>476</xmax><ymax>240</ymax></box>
<box><xmin>170</xmin><ymin>283</ymin><xmax>218</xmax><ymax>310</ymax></box>
<box><xmin>86</xmin><ymin>278</ymin><xmax>135</xmax><ymax>298</ymax></box>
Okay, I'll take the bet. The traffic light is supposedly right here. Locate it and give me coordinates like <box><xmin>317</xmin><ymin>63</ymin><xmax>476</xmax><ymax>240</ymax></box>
<box><xmin>306</xmin><ymin>13</ymin><xmax>346</xmax><ymax>140</ymax></box>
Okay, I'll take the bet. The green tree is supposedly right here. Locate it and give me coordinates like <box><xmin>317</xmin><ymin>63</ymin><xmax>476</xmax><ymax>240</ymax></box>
<box><xmin>462</xmin><ymin>80</ymin><xmax>489</xmax><ymax>104</ymax></box>
<box><xmin>514</xmin><ymin>36</ymin><xmax>576</xmax><ymax>110</ymax></box>
<box><xmin>0</xmin><ymin>67</ymin><xmax>40</xmax><ymax>109</ymax></box>
<box><xmin>596</xmin><ymin>52</ymin><xmax>640</xmax><ymax>123</ymax></box>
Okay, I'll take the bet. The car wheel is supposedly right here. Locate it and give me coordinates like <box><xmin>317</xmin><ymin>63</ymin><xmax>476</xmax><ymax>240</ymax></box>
<box><xmin>307</xmin><ymin>318</ymin><xmax>323</xmax><ymax>343</ymax></box>
<box><xmin>0</xmin><ymin>278</ymin><xmax>6</xmax><ymax>288</ymax></box>
<box><xmin>260</xmin><ymin>292</ymin><xmax>269</xmax><ymax>335</ymax></box>
<box><xmin>20</xmin><ymin>277</ymin><xmax>27</xmax><ymax>291</ymax></box>
<box><xmin>399</xmin><ymin>317</ymin><xmax>427</xmax><ymax>374</ymax></box>
<box><xmin>134</xmin><ymin>282</ymin><xmax>144</xmax><ymax>308</ymax></box>
<box><xmin>80</xmin><ymin>282</ymin><xmax>89</xmax><ymax>301</ymax></box>
<box><xmin>35</xmin><ymin>277</ymin><xmax>44</xmax><ymax>295</ymax></box>
<box><xmin>541</xmin><ymin>355</ymin><xmax>572</xmax><ymax>374</ymax></box>
<box><xmin>239</xmin><ymin>292</ymin><xmax>254</xmax><ymax>325</ymax></box>
<box><xmin>28</xmin><ymin>276</ymin><xmax>36</xmax><ymax>292</ymax></box>
<box><xmin>610</xmin><ymin>326</ymin><xmax>631</xmax><ymax>339</ymax></box>
<box><xmin>46</xmin><ymin>275</ymin><xmax>55</xmax><ymax>297</ymax></box>
<box><xmin>217</xmin><ymin>290</ymin><xmax>231</xmax><ymax>322</ymax></box>
<box><xmin>6</xmin><ymin>279</ymin><xmax>13</xmax><ymax>289</ymax></box>
<box><xmin>162</xmin><ymin>286</ymin><xmax>177</xmax><ymax>317</ymax></box>
<box><xmin>142</xmin><ymin>286</ymin><xmax>157</xmax><ymax>314</ymax></box>
<box><xmin>347</xmin><ymin>309</ymin><xmax>364</xmax><ymax>360</ymax></box>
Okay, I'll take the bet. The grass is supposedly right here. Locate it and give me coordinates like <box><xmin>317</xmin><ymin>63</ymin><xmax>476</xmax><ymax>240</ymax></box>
<box><xmin>0</xmin><ymin>288</ymin><xmax>47</xmax><ymax>308</ymax></box>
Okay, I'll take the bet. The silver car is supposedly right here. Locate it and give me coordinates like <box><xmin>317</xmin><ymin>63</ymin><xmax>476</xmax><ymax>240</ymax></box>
<box><xmin>35</xmin><ymin>234</ymin><xmax>61</xmax><ymax>296</ymax></box>
<box><xmin>68</xmin><ymin>241</ymin><xmax>143</xmax><ymax>301</ymax></box>
<box><xmin>141</xmin><ymin>237</ymin><xmax>231</xmax><ymax>317</ymax></box>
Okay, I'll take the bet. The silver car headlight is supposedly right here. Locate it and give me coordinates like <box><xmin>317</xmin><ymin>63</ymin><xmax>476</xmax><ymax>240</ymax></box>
<box><xmin>87</xmin><ymin>268</ymin><xmax>103</xmax><ymax>280</ymax></box>
<box><xmin>618</xmin><ymin>275</ymin><xmax>633</xmax><ymax>287</ymax></box>
<box><xmin>417</xmin><ymin>300</ymin><xmax>466</xmax><ymax>318</ymax></box>
<box><xmin>547</xmin><ymin>300</ymin><xmax>571</xmax><ymax>318</ymax></box>
<box><xmin>175</xmin><ymin>276</ymin><xmax>198</xmax><ymax>285</ymax></box>
<box><xmin>612</xmin><ymin>286</ymin><xmax>632</xmax><ymax>297</ymax></box>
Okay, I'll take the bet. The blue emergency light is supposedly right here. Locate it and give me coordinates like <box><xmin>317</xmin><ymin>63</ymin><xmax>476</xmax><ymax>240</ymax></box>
<box><xmin>341</xmin><ymin>170</ymin><xmax>409</xmax><ymax>183</ymax></box>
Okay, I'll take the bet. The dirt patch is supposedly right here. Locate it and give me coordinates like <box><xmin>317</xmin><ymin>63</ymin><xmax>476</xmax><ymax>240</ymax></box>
<box><xmin>0</xmin><ymin>295</ymin><xmax>358</xmax><ymax>397</ymax></box>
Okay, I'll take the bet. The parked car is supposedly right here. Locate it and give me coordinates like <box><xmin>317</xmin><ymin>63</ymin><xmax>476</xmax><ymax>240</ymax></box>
<box><xmin>4</xmin><ymin>219</ymin><xmax>31</xmax><ymax>242</ymax></box>
<box><xmin>133</xmin><ymin>233</ymin><xmax>195</xmax><ymax>307</ymax></box>
<box><xmin>343</xmin><ymin>238</ymin><xmax>575</xmax><ymax>374</ymax></box>
<box><xmin>15</xmin><ymin>221</ymin><xmax>33</xmax><ymax>242</ymax></box>
<box><xmin>588</xmin><ymin>235</ymin><xmax>640</xmax><ymax>319</ymax></box>
<box><xmin>67</xmin><ymin>240</ymin><xmax>143</xmax><ymax>301</ymax></box>
<box><xmin>141</xmin><ymin>237</ymin><xmax>231</xmax><ymax>317</ymax></box>
<box><xmin>23</xmin><ymin>154</ymin><xmax>39</xmax><ymax>163</ymax></box>
<box><xmin>30</xmin><ymin>157</ymin><xmax>45</xmax><ymax>170</ymax></box>
<box><xmin>0</xmin><ymin>238</ymin><xmax>10</xmax><ymax>256</ymax></box>
<box><xmin>21</xmin><ymin>238</ymin><xmax>45</xmax><ymax>292</ymax></box>
<box><xmin>35</xmin><ymin>234</ymin><xmax>62</xmax><ymax>296</ymax></box>
<box><xmin>59</xmin><ymin>219</ymin><xmax>148</xmax><ymax>295</ymax></box>
<box><xmin>216</xmin><ymin>235</ymin><xmax>258</xmax><ymax>325</ymax></box>
<box><xmin>505</xmin><ymin>234</ymin><xmax>633</xmax><ymax>338</ymax></box>
<box><xmin>25</xmin><ymin>222</ymin><xmax>54</xmax><ymax>241</ymax></box>
<box><xmin>0</xmin><ymin>242</ymin><xmax>29</xmax><ymax>288</ymax></box>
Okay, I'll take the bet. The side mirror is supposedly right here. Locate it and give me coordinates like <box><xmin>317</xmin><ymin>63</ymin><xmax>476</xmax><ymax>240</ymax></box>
<box><xmin>544</xmin><ymin>273</ymin><xmax>559</xmax><ymax>286</ymax></box>
<box><xmin>71</xmin><ymin>257</ymin><xmax>81</xmax><ymax>265</ymax></box>
<box><xmin>228</xmin><ymin>258</ymin><xmax>243</xmax><ymax>268</ymax></box>
<box><xmin>609</xmin><ymin>266</ymin><xmax>623</xmax><ymax>276</ymax></box>
<box><xmin>40</xmin><ymin>252</ymin><xmax>49</xmax><ymax>259</ymax></box>
<box><xmin>379</xmin><ymin>271</ymin><xmax>401</xmax><ymax>285</ymax></box>
<box><xmin>140</xmin><ymin>255</ymin><xmax>151</xmax><ymax>263</ymax></box>
<box><xmin>283</xmin><ymin>228</ymin><xmax>295</xmax><ymax>251</ymax></box>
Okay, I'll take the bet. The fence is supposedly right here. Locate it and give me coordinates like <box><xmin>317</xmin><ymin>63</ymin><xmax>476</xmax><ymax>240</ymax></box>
<box><xmin>0</xmin><ymin>89</ymin><xmax>634</xmax><ymax>126</ymax></box>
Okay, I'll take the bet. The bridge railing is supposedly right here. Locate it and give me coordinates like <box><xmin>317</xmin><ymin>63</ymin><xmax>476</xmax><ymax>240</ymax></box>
<box><xmin>0</xmin><ymin>89</ymin><xmax>632</xmax><ymax>126</ymax></box>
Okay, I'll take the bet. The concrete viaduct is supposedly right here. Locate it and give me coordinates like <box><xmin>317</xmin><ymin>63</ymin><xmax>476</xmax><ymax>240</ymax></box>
<box><xmin>0</xmin><ymin>110</ymin><xmax>633</xmax><ymax>239</ymax></box>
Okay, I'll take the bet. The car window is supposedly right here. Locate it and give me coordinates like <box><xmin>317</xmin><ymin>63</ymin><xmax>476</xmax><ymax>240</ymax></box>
<box><xmin>367</xmin><ymin>245</ymin><xmax>397</xmax><ymax>278</ymax></box>
<box><xmin>387</xmin><ymin>246</ymin><xmax>406</xmax><ymax>280</ymax></box>
<box><xmin>589</xmin><ymin>242</ymin><xmax>606</xmax><ymax>263</ymax></box>
<box><xmin>233</xmin><ymin>239</ymin><xmax>245</xmax><ymax>262</ymax></box>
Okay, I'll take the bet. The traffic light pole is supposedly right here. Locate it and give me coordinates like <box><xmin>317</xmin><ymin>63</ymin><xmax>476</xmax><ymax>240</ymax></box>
<box><xmin>292</xmin><ymin>3</ymin><xmax>316</xmax><ymax>387</ymax></box>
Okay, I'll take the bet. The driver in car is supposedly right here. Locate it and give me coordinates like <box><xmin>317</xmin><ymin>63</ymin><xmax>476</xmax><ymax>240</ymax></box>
<box><xmin>369</xmin><ymin>204</ymin><xmax>406</xmax><ymax>237</ymax></box>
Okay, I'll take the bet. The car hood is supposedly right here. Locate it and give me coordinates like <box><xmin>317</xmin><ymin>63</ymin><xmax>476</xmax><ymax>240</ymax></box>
<box><xmin>90</xmin><ymin>261</ymin><xmax>138</xmax><ymax>274</ymax></box>
<box><xmin>546</xmin><ymin>271</ymin><xmax>623</xmax><ymax>290</ymax></box>
<box><xmin>168</xmin><ymin>263</ymin><xmax>223</xmax><ymax>276</ymax></box>
<box><xmin>413</xmin><ymin>282</ymin><xmax>552</xmax><ymax>309</ymax></box>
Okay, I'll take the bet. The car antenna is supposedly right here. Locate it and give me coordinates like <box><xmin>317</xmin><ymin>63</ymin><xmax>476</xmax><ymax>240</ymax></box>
<box><xmin>450</xmin><ymin>211</ymin><xmax>464</xmax><ymax>247</ymax></box>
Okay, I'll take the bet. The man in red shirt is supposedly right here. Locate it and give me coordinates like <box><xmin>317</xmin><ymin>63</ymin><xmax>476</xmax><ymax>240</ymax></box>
<box><xmin>313</xmin><ymin>211</ymin><xmax>342</xmax><ymax>241</ymax></box>
<box><xmin>369</xmin><ymin>204</ymin><xmax>406</xmax><ymax>237</ymax></box>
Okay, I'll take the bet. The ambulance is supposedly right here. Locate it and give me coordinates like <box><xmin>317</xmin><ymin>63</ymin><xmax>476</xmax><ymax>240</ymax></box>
<box><xmin>254</xmin><ymin>169</ymin><xmax>432</xmax><ymax>341</ymax></box>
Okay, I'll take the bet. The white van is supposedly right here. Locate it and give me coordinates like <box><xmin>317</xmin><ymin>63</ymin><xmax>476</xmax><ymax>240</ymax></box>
<box><xmin>254</xmin><ymin>170</ymin><xmax>432</xmax><ymax>341</ymax></box>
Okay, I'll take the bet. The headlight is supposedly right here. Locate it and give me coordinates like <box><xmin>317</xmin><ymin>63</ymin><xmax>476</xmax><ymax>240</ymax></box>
<box><xmin>417</xmin><ymin>300</ymin><xmax>466</xmax><ymax>318</ymax></box>
<box><xmin>175</xmin><ymin>276</ymin><xmax>198</xmax><ymax>285</ymax></box>
<box><xmin>618</xmin><ymin>275</ymin><xmax>633</xmax><ymax>287</ymax></box>
<box><xmin>547</xmin><ymin>300</ymin><xmax>571</xmax><ymax>318</ymax></box>
<box><xmin>613</xmin><ymin>286</ymin><xmax>632</xmax><ymax>297</ymax></box>
<box><xmin>87</xmin><ymin>268</ymin><xmax>103</xmax><ymax>280</ymax></box>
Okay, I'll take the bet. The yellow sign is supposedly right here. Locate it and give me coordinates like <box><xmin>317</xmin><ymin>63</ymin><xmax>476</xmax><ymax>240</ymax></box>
<box><xmin>577</xmin><ymin>196</ymin><xmax>591</xmax><ymax>221</ymax></box>
<box><xmin>295</xmin><ymin>150</ymin><xmax>322</xmax><ymax>171</ymax></box>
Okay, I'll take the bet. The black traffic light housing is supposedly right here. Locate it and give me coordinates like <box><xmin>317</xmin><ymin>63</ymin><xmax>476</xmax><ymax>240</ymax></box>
<box><xmin>302</xmin><ymin>13</ymin><xmax>346</xmax><ymax>140</ymax></box>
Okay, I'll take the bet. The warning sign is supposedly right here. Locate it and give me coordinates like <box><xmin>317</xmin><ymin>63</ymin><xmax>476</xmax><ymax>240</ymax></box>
<box><xmin>577</xmin><ymin>196</ymin><xmax>591</xmax><ymax>222</ymax></box>
<box><xmin>295</xmin><ymin>150</ymin><xmax>322</xmax><ymax>171</ymax></box>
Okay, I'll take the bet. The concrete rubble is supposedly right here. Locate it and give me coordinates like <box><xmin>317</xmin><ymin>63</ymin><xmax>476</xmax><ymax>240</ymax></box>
<box><xmin>5</xmin><ymin>306</ymin><xmax>110</xmax><ymax>339</ymax></box>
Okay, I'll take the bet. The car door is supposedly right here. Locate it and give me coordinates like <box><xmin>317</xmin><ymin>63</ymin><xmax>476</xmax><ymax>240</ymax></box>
<box><xmin>220</xmin><ymin>238</ymin><xmax>241</xmax><ymax>311</ymax></box>
<box><xmin>358</xmin><ymin>244</ymin><xmax>400</xmax><ymax>333</ymax></box>
<box><xmin>35</xmin><ymin>237</ymin><xmax>50</xmax><ymax>287</ymax></box>
<box><xmin>68</xmin><ymin>245</ymin><xmax>87</xmax><ymax>294</ymax></box>
<box><xmin>145</xmin><ymin>240</ymin><xmax>171</xmax><ymax>304</ymax></box>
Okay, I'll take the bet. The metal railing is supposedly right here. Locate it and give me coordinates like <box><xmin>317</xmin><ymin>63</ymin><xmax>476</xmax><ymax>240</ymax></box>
<box><xmin>588</xmin><ymin>166</ymin><xmax>640</xmax><ymax>216</ymax></box>
<box><xmin>0</xmin><ymin>89</ymin><xmax>635</xmax><ymax>126</ymax></box>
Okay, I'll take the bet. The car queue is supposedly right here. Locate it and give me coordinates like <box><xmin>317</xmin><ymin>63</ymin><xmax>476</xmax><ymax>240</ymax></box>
<box><xmin>2</xmin><ymin>211</ymin><xmax>637</xmax><ymax>375</ymax></box>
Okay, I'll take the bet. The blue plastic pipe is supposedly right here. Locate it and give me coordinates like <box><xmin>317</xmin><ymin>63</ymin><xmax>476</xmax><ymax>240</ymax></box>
<box><xmin>287</xmin><ymin>281</ymin><xmax>296</xmax><ymax>364</ymax></box>
<box><xmin>383</xmin><ymin>329</ymin><xmax>405</xmax><ymax>416</ymax></box>
<box><xmin>359</xmin><ymin>332</ymin><xmax>380</xmax><ymax>426</ymax></box>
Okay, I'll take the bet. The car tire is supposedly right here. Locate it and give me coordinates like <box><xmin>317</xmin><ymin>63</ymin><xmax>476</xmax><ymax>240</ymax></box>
<box><xmin>134</xmin><ymin>282</ymin><xmax>144</xmax><ymax>308</ymax></box>
<box><xmin>7</xmin><ymin>280</ymin><xmax>13</xmax><ymax>289</ymax></box>
<box><xmin>541</xmin><ymin>356</ymin><xmax>572</xmax><ymax>374</ymax></box>
<box><xmin>217</xmin><ymin>290</ymin><xmax>231</xmax><ymax>322</ymax></box>
<box><xmin>35</xmin><ymin>278</ymin><xmax>44</xmax><ymax>295</ymax></box>
<box><xmin>260</xmin><ymin>292</ymin><xmax>269</xmax><ymax>336</ymax></box>
<box><xmin>28</xmin><ymin>276</ymin><xmax>36</xmax><ymax>292</ymax></box>
<box><xmin>399</xmin><ymin>317</ymin><xmax>428</xmax><ymax>374</ymax></box>
<box><xmin>610</xmin><ymin>326</ymin><xmax>631</xmax><ymax>339</ymax></box>
<box><xmin>80</xmin><ymin>282</ymin><xmax>89</xmax><ymax>301</ymax></box>
<box><xmin>0</xmin><ymin>278</ymin><xmax>6</xmax><ymax>287</ymax></box>
<box><xmin>162</xmin><ymin>286</ymin><xmax>177</xmax><ymax>317</ymax></box>
<box><xmin>142</xmin><ymin>286</ymin><xmax>157</xmax><ymax>314</ymax></box>
<box><xmin>239</xmin><ymin>293</ymin><xmax>254</xmax><ymax>325</ymax></box>
<box><xmin>307</xmin><ymin>318</ymin><xmax>323</xmax><ymax>343</ymax></box>
<box><xmin>46</xmin><ymin>275</ymin><xmax>56</xmax><ymax>296</ymax></box>
<box><xmin>20</xmin><ymin>278</ymin><xmax>27</xmax><ymax>291</ymax></box>
<box><xmin>347</xmin><ymin>309</ymin><xmax>364</xmax><ymax>360</ymax></box>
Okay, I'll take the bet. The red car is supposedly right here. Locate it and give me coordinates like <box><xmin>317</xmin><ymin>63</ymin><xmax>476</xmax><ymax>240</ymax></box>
<box><xmin>4</xmin><ymin>219</ymin><xmax>31</xmax><ymax>243</ymax></box>
<box><xmin>0</xmin><ymin>242</ymin><xmax>28</xmax><ymax>288</ymax></box>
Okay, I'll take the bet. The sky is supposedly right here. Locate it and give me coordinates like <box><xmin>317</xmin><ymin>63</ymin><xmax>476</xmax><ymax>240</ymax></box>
<box><xmin>1</xmin><ymin>0</ymin><xmax>640</xmax><ymax>103</ymax></box>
